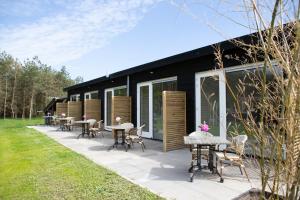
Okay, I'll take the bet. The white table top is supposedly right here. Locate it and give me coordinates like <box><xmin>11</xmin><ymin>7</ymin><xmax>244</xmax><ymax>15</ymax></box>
<box><xmin>75</xmin><ymin>120</ymin><xmax>90</xmax><ymax>124</ymax></box>
<box><xmin>56</xmin><ymin>117</ymin><xmax>69</xmax><ymax>121</ymax></box>
<box><xmin>106</xmin><ymin>125</ymin><xmax>126</xmax><ymax>130</ymax></box>
<box><xmin>184</xmin><ymin>136</ymin><xmax>230</xmax><ymax>145</ymax></box>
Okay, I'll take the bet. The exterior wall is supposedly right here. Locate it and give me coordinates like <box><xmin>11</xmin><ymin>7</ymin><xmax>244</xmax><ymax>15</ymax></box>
<box><xmin>68</xmin><ymin>76</ymin><xmax>127</xmax><ymax>122</ymax></box>
<box><xmin>67</xmin><ymin>47</ymin><xmax>251</xmax><ymax>135</ymax></box>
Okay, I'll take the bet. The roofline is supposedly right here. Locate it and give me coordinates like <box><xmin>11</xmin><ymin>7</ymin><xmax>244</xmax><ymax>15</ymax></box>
<box><xmin>64</xmin><ymin>32</ymin><xmax>257</xmax><ymax>91</ymax></box>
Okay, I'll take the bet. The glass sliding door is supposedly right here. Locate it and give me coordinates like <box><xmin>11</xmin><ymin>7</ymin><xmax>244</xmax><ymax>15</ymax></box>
<box><xmin>140</xmin><ymin>86</ymin><xmax>150</xmax><ymax>132</ymax></box>
<box><xmin>200</xmin><ymin>76</ymin><xmax>220</xmax><ymax>136</ymax></box>
<box><xmin>137</xmin><ymin>77</ymin><xmax>177</xmax><ymax>140</ymax></box>
<box><xmin>104</xmin><ymin>86</ymin><xmax>127</xmax><ymax>128</ymax></box>
<box><xmin>105</xmin><ymin>91</ymin><xmax>112</xmax><ymax>126</ymax></box>
<box><xmin>137</xmin><ymin>83</ymin><xmax>152</xmax><ymax>138</ymax></box>
<box><xmin>196</xmin><ymin>71</ymin><xmax>226</xmax><ymax>138</ymax></box>
<box><xmin>152</xmin><ymin>80</ymin><xmax>177</xmax><ymax>140</ymax></box>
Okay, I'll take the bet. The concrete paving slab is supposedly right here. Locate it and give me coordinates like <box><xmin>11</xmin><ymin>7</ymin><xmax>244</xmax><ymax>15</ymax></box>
<box><xmin>31</xmin><ymin>125</ymin><xmax>258</xmax><ymax>200</ymax></box>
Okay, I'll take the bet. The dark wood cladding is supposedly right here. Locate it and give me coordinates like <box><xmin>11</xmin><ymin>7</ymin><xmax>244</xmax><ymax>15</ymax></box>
<box><xmin>66</xmin><ymin>41</ymin><xmax>254</xmax><ymax>135</ymax></box>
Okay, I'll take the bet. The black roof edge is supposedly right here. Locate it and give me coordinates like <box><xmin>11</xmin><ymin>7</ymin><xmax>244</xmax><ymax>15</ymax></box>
<box><xmin>64</xmin><ymin>30</ymin><xmax>260</xmax><ymax>91</ymax></box>
<box><xmin>44</xmin><ymin>97</ymin><xmax>68</xmax><ymax>112</ymax></box>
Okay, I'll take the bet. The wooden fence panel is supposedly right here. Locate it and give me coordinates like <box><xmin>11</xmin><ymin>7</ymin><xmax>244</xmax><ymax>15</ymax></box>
<box><xmin>68</xmin><ymin>101</ymin><xmax>82</xmax><ymax>121</ymax></box>
<box><xmin>163</xmin><ymin>91</ymin><xmax>186</xmax><ymax>152</ymax></box>
<box><xmin>56</xmin><ymin>102</ymin><xmax>67</xmax><ymax>116</ymax></box>
<box><xmin>84</xmin><ymin>99</ymin><xmax>101</xmax><ymax>121</ymax></box>
<box><xmin>112</xmin><ymin>96</ymin><xmax>131</xmax><ymax>125</ymax></box>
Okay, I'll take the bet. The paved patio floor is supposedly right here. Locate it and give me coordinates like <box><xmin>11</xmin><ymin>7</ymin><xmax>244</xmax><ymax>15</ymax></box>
<box><xmin>32</xmin><ymin>125</ymin><xmax>260</xmax><ymax>200</ymax></box>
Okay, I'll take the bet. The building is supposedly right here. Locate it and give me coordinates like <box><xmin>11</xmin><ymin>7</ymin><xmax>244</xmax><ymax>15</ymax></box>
<box><xmin>62</xmin><ymin>31</ymin><xmax>280</xmax><ymax>151</ymax></box>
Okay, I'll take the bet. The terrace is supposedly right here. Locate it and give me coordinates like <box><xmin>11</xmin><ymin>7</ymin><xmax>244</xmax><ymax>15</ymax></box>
<box><xmin>33</xmin><ymin>125</ymin><xmax>260</xmax><ymax>200</ymax></box>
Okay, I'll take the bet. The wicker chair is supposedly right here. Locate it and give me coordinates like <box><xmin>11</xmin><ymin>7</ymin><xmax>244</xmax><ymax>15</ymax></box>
<box><xmin>64</xmin><ymin>117</ymin><xmax>75</xmax><ymax>131</ymax></box>
<box><xmin>86</xmin><ymin>119</ymin><xmax>97</xmax><ymax>135</ymax></box>
<box><xmin>125</xmin><ymin>124</ymin><xmax>146</xmax><ymax>152</ymax></box>
<box><xmin>189</xmin><ymin>131</ymin><xmax>214</xmax><ymax>170</ymax></box>
<box><xmin>214</xmin><ymin>135</ymin><xmax>249</xmax><ymax>183</ymax></box>
<box><xmin>89</xmin><ymin>120</ymin><xmax>105</xmax><ymax>137</ymax></box>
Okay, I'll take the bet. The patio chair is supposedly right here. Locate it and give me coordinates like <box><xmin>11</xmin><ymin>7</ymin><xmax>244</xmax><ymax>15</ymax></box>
<box><xmin>189</xmin><ymin>131</ymin><xmax>214</xmax><ymax>170</ymax></box>
<box><xmin>121</xmin><ymin>123</ymin><xmax>134</xmax><ymax>135</ymax></box>
<box><xmin>64</xmin><ymin>117</ymin><xmax>75</xmax><ymax>131</ymax></box>
<box><xmin>87</xmin><ymin>119</ymin><xmax>97</xmax><ymax>128</ymax></box>
<box><xmin>89</xmin><ymin>120</ymin><xmax>105</xmax><ymax>137</ymax></box>
<box><xmin>214</xmin><ymin>135</ymin><xmax>250</xmax><ymax>183</ymax></box>
<box><xmin>113</xmin><ymin>123</ymin><xmax>133</xmax><ymax>144</ymax></box>
<box><xmin>125</xmin><ymin>124</ymin><xmax>146</xmax><ymax>152</ymax></box>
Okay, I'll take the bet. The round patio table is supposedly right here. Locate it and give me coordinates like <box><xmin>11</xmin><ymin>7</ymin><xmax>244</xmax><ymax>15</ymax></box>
<box><xmin>75</xmin><ymin>121</ymin><xmax>91</xmax><ymax>138</ymax></box>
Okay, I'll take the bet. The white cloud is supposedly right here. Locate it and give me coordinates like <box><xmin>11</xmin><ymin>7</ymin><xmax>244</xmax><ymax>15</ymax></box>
<box><xmin>0</xmin><ymin>0</ymin><xmax>162</xmax><ymax>65</ymax></box>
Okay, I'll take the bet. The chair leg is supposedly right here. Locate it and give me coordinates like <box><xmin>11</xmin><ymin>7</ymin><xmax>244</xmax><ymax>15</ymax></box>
<box><xmin>242</xmin><ymin>165</ymin><xmax>250</xmax><ymax>182</ymax></box>
<box><xmin>220</xmin><ymin>160</ymin><xmax>224</xmax><ymax>183</ymax></box>
<box><xmin>239</xmin><ymin>166</ymin><xmax>243</xmax><ymax>175</ymax></box>
<box><xmin>141</xmin><ymin>143</ymin><xmax>144</xmax><ymax>152</ymax></box>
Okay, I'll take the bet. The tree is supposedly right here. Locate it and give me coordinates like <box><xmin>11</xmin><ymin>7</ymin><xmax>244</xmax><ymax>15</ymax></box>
<box><xmin>0</xmin><ymin>53</ymin><xmax>75</xmax><ymax>119</ymax></box>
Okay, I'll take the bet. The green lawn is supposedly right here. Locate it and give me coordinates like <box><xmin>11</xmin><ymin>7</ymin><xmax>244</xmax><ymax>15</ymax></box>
<box><xmin>0</xmin><ymin>119</ymin><xmax>163</xmax><ymax>200</ymax></box>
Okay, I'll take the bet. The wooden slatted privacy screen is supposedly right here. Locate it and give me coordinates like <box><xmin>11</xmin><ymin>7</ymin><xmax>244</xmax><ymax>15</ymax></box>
<box><xmin>111</xmin><ymin>96</ymin><xmax>131</xmax><ymax>125</ymax></box>
<box><xmin>68</xmin><ymin>101</ymin><xmax>82</xmax><ymax>121</ymax></box>
<box><xmin>84</xmin><ymin>99</ymin><xmax>101</xmax><ymax>121</ymax></box>
<box><xmin>163</xmin><ymin>91</ymin><xmax>186</xmax><ymax>152</ymax></box>
<box><xmin>56</xmin><ymin>102</ymin><xmax>67</xmax><ymax>116</ymax></box>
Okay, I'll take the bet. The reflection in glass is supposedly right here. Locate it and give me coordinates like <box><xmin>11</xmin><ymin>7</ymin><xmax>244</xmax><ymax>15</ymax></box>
<box><xmin>106</xmin><ymin>91</ymin><xmax>112</xmax><ymax>126</ymax></box>
<box><xmin>140</xmin><ymin>86</ymin><xmax>149</xmax><ymax>132</ymax></box>
<box><xmin>153</xmin><ymin>80</ymin><xmax>177</xmax><ymax>140</ymax></box>
<box><xmin>225</xmin><ymin>67</ymin><xmax>280</xmax><ymax>136</ymax></box>
<box><xmin>114</xmin><ymin>88</ymin><xmax>127</xmax><ymax>96</ymax></box>
<box><xmin>200</xmin><ymin>76</ymin><xmax>220</xmax><ymax>136</ymax></box>
<box><xmin>91</xmin><ymin>92</ymin><xmax>98</xmax><ymax>99</ymax></box>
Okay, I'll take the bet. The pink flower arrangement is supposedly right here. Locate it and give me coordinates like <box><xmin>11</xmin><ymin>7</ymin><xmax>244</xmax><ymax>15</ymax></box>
<box><xmin>199</xmin><ymin>122</ymin><xmax>209</xmax><ymax>132</ymax></box>
<box><xmin>61</xmin><ymin>113</ymin><xmax>66</xmax><ymax>117</ymax></box>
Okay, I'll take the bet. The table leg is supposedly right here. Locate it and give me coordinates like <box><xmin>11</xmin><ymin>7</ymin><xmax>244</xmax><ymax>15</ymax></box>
<box><xmin>197</xmin><ymin>145</ymin><xmax>202</xmax><ymax>170</ymax></box>
<box><xmin>114</xmin><ymin>130</ymin><xmax>118</xmax><ymax>145</ymax></box>
<box><xmin>209</xmin><ymin>146</ymin><xmax>214</xmax><ymax>171</ymax></box>
<box><xmin>121</xmin><ymin>131</ymin><xmax>125</xmax><ymax>145</ymax></box>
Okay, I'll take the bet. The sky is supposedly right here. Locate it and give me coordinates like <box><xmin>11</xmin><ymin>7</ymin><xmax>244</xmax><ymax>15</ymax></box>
<box><xmin>0</xmin><ymin>0</ymin><xmax>287</xmax><ymax>81</ymax></box>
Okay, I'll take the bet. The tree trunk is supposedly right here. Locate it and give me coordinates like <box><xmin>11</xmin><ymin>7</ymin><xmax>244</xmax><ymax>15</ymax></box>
<box><xmin>22</xmin><ymin>89</ymin><xmax>26</xmax><ymax>119</ymax></box>
<box><xmin>29</xmin><ymin>90</ymin><xmax>34</xmax><ymax>120</ymax></box>
<box><xmin>10</xmin><ymin>66</ymin><xmax>18</xmax><ymax>118</ymax></box>
<box><xmin>3</xmin><ymin>77</ymin><xmax>8</xmax><ymax>119</ymax></box>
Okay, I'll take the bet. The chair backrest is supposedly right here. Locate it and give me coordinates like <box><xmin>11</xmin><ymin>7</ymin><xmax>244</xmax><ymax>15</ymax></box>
<box><xmin>137</xmin><ymin>124</ymin><xmax>145</xmax><ymax>137</ymax></box>
<box><xmin>69</xmin><ymin>117</ymin><xmax>75</xmax><ymax>125</ymax></box>
<box><xmin>87</xmin><ymin>119</ymin><xmax>97</xmax><ymax>127</ymax></box>
<box><xmin>232</xmin><ymin>135</ymin><xmax>248</xmax><ymax>155</ymax></box>
<box><xmin>121</xmin><ymin>123</ymin><xmax>134</xmax><ymax>134</ymax></box>
<box><xmin>97</xmin><ymin>120</ymin><xmax>104</xmax><ymax>130</ymax></box>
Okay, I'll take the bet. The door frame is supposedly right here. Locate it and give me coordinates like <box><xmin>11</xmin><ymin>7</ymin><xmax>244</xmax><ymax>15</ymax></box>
<box><xmin>137</xmin><ymin>82</ymin><xmax>153</xmax><ymax>138</ymax></box>
<box><xmin>104</xmin><ymin>86</ymin><xmax>127</xmax><ymax>128</ymax></box>
<box><xmin>195</xmin><ymin>70</ymin><xmax>226</xmax><ymax>139</ymax></box>
<box><xmin>137</xmin><ymin>76</ymin><xmax>177</xmax><ymax>139</ymax></box>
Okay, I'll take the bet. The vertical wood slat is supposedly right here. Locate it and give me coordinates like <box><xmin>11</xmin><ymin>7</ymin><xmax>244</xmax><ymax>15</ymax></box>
<box><xmin>67</xmin><ymin>101</ymin><xmax>82</xmax><ymax>121</ymax></box>
<box><xmin>56</xmin><ymin>102</ymin><xmax>67</xmax><ymax>116</ymax></box>
<box><xmin>84</xmin><ymin>99</ymin><xmax>101</xmax><ymax>121</ymax></box>
<box><xmin>111</xmin><ymin>96</ymin><xmax>131</xmax><ymax>125</ymax></box>
<box><xmin>163</xmin><ymin>91</ymin><xmax>186</xmax><ymax>152</ymax></box>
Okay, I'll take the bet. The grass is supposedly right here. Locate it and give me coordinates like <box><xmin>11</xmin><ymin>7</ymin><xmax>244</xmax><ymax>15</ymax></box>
<box><xmin>0</xmin><ymin>118</ymin><xmax>163</xmax><ymax>200</ymax></box>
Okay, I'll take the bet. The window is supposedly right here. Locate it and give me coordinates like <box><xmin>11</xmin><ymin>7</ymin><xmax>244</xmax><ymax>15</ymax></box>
<box><xmin>84</xmin><ymin>91</ymin><xmax>98</xmax><ymax>100</ymax></box>
<box><xmin>225</xmin><ymin>63</ymin><xmax>282</xmax><ymax>136</ymax></box>
<box><xmin>104</xmin><ymin>86</ymin><xmax>127</xmax><ymax>127</ymax></box>
<box><xmin>70</xmin><ymin>94</ymin><xmax>80</xmax><ymax>101</ymax></box>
